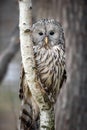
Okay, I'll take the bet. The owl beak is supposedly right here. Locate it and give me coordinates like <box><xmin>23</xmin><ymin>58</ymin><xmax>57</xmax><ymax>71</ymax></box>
<box><xmin>44</xmin><ymin>36</ymin><xmax>49</xmax><ymax>45</ymax></box>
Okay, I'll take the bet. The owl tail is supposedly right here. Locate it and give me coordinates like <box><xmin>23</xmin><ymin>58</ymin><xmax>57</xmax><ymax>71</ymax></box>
<box><xmin>19</xmin><ymin>99</ymin><xmax>39</xmax><ymax>130</ymax></box>
<box><xmin>19</xmin><ymin>84</ymin><xmax>39</xmax><ymax>130</ymax></box>
<box><xmin>19</xmin><ymin>65</ymin><xmax>39</xmax><ymax>130</ymax></box>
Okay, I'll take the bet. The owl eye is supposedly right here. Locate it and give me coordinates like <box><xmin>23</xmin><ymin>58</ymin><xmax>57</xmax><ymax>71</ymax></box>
<box><xmin>50</xmin><ymin>31</ymin><xmax>54</xmax><ymax>35</ymax></box>
<box><xmin>39</xmin><ymin>32</ymin><xmax>43</xmax><ymax>36</ymax></box>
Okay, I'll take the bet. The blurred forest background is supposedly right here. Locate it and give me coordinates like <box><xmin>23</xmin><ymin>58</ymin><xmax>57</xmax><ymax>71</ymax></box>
<box><xmin>0</xmin><ymin>0</ymin><xmax>87</xmax><ymax>130</ymax></box>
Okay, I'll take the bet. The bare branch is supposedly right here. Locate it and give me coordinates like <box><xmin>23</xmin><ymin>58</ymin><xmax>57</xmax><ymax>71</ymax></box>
<box><xmin>0</xmin><ymin>26</ymin><xmax>19</xmax><ymax>83</ymax></box>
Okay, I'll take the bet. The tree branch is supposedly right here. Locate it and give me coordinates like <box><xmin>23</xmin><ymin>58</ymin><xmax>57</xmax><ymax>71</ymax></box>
<box><xmin>0</xmin><ymin>26</ymin><xmax>19</xmax><ymax>83</ymax></box>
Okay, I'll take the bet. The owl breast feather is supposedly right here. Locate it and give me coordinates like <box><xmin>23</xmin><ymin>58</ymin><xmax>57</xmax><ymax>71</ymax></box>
<box><xmin>34</xmin><ymin>45</ymin><xmax>65</xmax><ymax>100</ymax></box>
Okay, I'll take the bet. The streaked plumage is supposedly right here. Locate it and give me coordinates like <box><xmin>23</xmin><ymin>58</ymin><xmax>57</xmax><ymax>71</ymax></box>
<box><xmin>19</xmin><ymin>19</ymin><xmax>66</xmax><ymax>130</ymax></box>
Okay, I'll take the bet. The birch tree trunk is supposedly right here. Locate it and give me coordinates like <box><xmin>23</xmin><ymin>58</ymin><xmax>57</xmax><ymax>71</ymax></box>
<box><xmin>19</xmin><ymin>0</ymin><xmax>55</xmax><ymax>129</ymax></box>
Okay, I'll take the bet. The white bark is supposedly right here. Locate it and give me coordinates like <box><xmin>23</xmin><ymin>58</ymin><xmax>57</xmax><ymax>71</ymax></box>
<box><xmin>19</xmin><ymin>0</ymin><xmax>55</xmax><ymax>129</ymax></box>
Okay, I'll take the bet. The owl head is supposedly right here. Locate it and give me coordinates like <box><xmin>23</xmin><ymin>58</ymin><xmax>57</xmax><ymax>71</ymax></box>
<box><xmin>32</xmin><ymin>19</ymin><xmax>65</xmax><ymax>48</ymax></box>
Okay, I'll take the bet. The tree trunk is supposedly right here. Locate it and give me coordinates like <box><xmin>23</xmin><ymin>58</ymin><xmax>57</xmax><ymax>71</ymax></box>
<box><xmin>19</xmin><ymin>0</ymin><xmax>55</xmax><ymax>129</ymax></box>
<box><xmin>56</xmin><ymin>0</ymin><xmax>87</xmax><ymax>130</ymax></box>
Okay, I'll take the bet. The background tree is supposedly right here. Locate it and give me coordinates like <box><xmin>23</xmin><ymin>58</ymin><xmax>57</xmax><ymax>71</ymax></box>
<box><xmin>56</xmin><ymin>0</ymin><xmax>87</xmax><ymax>130</ymax></box>
<box><xmin>0</xmin><ymin>27</ymin><xmax>19</xmax><ymax>82</ymax></box>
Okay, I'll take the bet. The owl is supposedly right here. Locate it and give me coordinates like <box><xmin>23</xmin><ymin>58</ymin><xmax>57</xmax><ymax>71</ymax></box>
<box><xmin>19</xmin><ymin>19</ymin><xmax>66</xmax><ymax>130</ymax></box>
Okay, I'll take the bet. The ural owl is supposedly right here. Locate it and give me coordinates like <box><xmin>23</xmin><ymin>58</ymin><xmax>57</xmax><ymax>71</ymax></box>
<box><xmin>19</xmin><ymin>19</ymin><xmax>66</xmax><ymax>130</ymax></box>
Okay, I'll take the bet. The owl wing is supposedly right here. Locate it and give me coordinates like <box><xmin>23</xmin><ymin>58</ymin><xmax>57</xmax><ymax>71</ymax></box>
<box><xmin>58</xmin><ymin>45</ymin><xmax>66</xmax><ymax>91</ymax></box>
<box><xmin>59</xmin><ymin>69</ymin><xmax>67</xmax><ymax>90</ymax></box>
<box><xmin>19</xmin><ymin>63</ymin><xmax>24</xmax><ymax>100</ymax></box>
<box><xmin>52</xmin><ymin>45</ymin><xmax>66</xmax><ymax>101</ymax></box>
